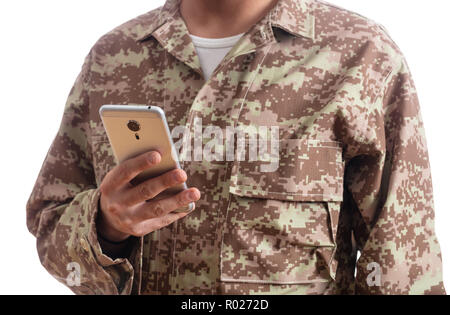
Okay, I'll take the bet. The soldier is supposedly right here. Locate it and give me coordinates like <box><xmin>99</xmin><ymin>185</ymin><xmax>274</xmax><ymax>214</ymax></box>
<box><xmin>27</xmin><ymin>0</ymin><xmax>446</xmax><ymax>294</ymax></box>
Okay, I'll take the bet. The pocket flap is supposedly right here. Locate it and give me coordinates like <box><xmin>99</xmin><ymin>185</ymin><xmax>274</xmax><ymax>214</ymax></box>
<box><xmin>229</xmin><ymin>139</ymin><xmax>344</xmax><ymax>202</ymax></box>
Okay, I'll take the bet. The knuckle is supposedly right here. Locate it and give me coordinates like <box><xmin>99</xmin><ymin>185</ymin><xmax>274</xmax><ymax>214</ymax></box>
<box><xmin>139</xmin><ymin>184</ymin><xmax>154</xmax><ymax>199</ymax></box>
<box><xmin>152</xmin><ymin>202</ymin><xmax>164</xmax><ymax>218</ymax></box>
<box><xmin>152</xmin><ymin>202</ymin><xmax>165</xmax><ymax>217</ymax></box>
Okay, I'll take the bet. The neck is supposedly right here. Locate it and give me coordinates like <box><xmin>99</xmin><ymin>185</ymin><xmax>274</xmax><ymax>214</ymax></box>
<box><xmin>180</xmin><ymin>0</ymin><xmax>279</xmax><ymax>38</ymax></box>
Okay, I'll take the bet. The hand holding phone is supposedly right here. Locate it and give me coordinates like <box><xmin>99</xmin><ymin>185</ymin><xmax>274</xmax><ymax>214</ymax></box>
<box><xmin>96</xmin><ymin>105</ymin><xmax>200</xmax><ymax>242</ymax></box>
<box><xmin>97</xmin><ymin>150</ymin><xmax>201</xmax><ymax>242</ymax></box>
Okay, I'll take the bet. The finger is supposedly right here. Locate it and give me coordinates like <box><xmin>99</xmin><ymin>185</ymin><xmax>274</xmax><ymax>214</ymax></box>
<box><xmin>105</xmin><ymin>151</ymin><xmax>161</xmax><ymax>191</ymax></box>
<box><xmin>132</xmin><ymin>188</ymin><xmax>200</xmax><ymax>221</ymax></box>
<box><xmin>121</xmin><ymin>169</ymin><xmax>187</xmax><ymax>206</ymax></box>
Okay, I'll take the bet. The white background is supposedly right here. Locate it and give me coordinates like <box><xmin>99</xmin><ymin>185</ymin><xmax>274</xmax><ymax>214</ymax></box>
<box><xmin>0</xmin><ymin>0</ymin><xmax>448</xmax><ymax>294</ymax></box>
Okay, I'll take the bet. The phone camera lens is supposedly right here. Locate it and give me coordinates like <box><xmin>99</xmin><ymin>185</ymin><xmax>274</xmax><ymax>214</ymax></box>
<box><xmin>127</xmin><ymin>120</ymin><xmax>141</xmax><ymax>132</ymax></box>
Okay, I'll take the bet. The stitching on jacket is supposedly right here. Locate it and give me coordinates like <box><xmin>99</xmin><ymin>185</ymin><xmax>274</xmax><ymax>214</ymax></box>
<box><xmin>219</xmin><ymin>163</ymin><xmax>233</xmax><ymax>291</ymax></box>
<box><xmin>236</xmin><ymin>44</ymin><xmax>273</xmax><ymax>120</ymax></box>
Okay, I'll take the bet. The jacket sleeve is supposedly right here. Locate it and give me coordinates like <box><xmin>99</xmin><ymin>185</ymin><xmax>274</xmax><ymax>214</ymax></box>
<box><xmin>26</xmin><ymin>50</ymin><xmax>141</xmax><ymax>295</ymax></box>
<box><xmin>344</xmin><ymin>51</ymin><xmax>446</xmax><ymax>294</ymax></box>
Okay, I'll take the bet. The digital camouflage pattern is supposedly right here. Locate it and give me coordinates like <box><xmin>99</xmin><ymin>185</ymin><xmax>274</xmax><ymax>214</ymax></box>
<box><xmin>26</xmin><ymin>0</ymin><xmax>446</xmax><ymax>294</ymax></box>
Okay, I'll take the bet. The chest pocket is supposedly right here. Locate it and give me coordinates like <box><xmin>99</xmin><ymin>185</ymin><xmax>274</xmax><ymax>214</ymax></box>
<box><xmin>220</xmin><ymin>139</ymin><xmax>344</xmax><ymax>284</ymax></box>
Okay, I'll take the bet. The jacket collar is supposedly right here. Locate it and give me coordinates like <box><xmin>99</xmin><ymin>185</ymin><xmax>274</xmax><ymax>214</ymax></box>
<box><xmin>270</xmin><ymin>0</ymin><xmax>315</xmax><ymax>40</ymax></box>
<box><xmin>135</xmin><ymin>0</ymin><xmax>315</xmax><ymax>42</ymax></box>
<box><xmin>134</xmin><ymin>0</ymin><xmax>315</xmax><ymax>79</ymax></box>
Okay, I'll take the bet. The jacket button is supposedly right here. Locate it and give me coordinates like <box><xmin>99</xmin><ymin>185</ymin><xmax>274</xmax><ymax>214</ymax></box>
<box><xmin>80</xmin><ymin>238</ymin><xmax>90</xmax><ymax>252</ymax></box>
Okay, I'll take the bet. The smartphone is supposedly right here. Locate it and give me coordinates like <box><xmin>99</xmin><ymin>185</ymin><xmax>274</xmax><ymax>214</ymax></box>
<box><xmin>99</xmin><ymin>104</ymin><xmax>194</xmax><ymax>213</ymax></box>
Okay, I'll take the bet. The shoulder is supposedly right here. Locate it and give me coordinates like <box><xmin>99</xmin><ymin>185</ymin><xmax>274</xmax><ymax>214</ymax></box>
<box><xmin>312</xmin><ymin>0</ymin><xmax>404</xmax><ymax>70</ymax></box>
<box><xmin>88</xmin><ymin>6</ymin><xmax>163</xmax><ymax>59</ymax></box>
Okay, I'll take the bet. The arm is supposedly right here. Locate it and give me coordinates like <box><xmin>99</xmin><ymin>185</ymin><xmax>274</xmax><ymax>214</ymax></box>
<box><xmin>344</xmin><ymin>52</ymin><xmax>445</xmax><ymax>294</ymax></box>
<box><xmin>26</xmin><ymin>50</ymin><xmax>140</xmax><ymax>295</ymax></box>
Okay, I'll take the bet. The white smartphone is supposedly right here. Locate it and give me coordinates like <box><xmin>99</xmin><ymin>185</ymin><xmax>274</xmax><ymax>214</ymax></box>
<box><xmin>99</xmin><ymin>104</ymin><xmax>194</xmax><ymax>213</ymax></box>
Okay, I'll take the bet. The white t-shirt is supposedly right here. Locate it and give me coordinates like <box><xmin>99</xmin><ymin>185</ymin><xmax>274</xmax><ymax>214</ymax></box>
<box><xmin>189</xmin><ymin>33</ymin><xmax>244</xmax><ymax>81</ymax></box>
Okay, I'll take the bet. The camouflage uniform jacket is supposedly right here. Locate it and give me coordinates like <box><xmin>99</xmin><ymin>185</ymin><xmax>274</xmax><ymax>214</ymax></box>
<box><xmin>26</xmin><ymin>0</ymin><xmax>446</xmax><ymax>294</ymax></box>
